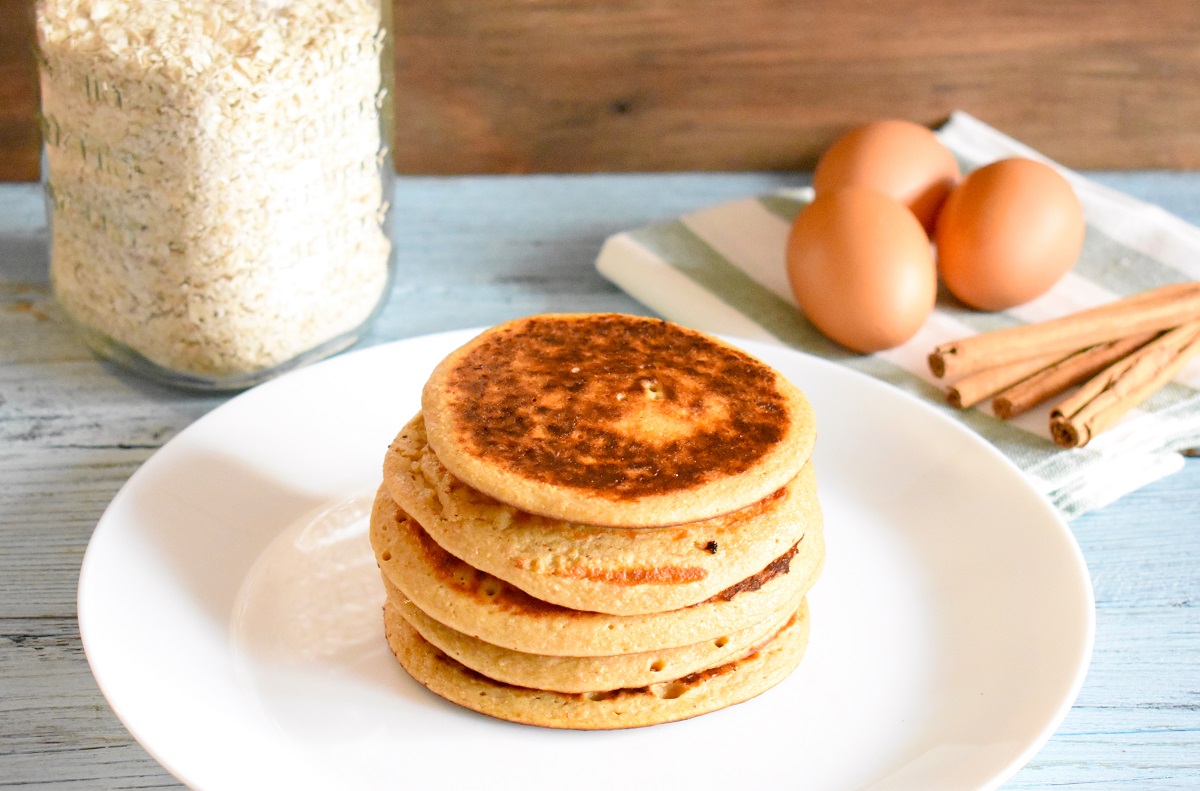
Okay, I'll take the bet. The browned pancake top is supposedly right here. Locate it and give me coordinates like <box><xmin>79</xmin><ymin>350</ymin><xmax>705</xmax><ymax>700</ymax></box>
<box><xmin>439</xmin><ymin>314</ymin><xmax>792</xmax><ymax>501</ymax></box>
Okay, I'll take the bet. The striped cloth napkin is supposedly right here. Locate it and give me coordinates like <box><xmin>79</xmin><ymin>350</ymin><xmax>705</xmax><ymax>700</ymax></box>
<box><xmin>596</xmin><ymin>111</ymin><xmax>1200</xmax><ymax>518</ymax></box>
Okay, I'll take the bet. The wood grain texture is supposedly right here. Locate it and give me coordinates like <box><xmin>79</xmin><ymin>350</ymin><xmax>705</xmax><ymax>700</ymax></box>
<box><xmin>3</xmin><ymin>0</ymin><xmax>1200</xmax><ymax>180</ymax></box>
<box><xmin>392</xmin><ymin>0</ymin><xmax>1200</xmax><ymax>173</ymax></box>
<box><xmin>0</xmin><ymin>0</ymin><xmax>39</xmax><ymax>181</ymax></box>
<box><xmin>1</xmin><ymin>173</ymin><xmax>1199</xmax><ymax>787</ymax></box>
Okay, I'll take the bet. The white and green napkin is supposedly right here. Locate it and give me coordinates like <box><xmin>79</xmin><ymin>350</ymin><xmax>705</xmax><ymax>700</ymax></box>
<box><xmin>596</xmin><ymin>111</ymin><xmax>1200</xmax><ymax>518</ymax></box>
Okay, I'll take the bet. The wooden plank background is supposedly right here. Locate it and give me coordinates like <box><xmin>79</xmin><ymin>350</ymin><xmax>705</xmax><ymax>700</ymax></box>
<box><xmin>3</xmin><ymin>0</ymin><xmax>1200</xmax><ymax>181</ymax></box>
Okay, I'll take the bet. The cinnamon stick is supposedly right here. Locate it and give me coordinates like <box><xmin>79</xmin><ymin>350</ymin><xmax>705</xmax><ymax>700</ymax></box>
<box><xmin>946</xmin><ymin>350</ymin><xmax>1070</xmax><ymax>409</ymax></box>
<box><xmin>928</xmin><ymin>283</ymin><xmax>1200</xmax><ymax>379</ymax></box>
<box><xmin>992</xmin><ymin>331</ymin><xmax>1159</xmax><ymax>419</ymax></box>
<box><xmin>1049</xmin><ymin>320</ymin><xmax>1200</xmax><ymax>448</ymax></box>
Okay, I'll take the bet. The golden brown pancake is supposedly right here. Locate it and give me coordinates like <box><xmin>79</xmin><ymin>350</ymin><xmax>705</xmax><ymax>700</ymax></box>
<box><xmin>368</xmin><ymin>486</ymin><xmax>825</xmax><ymax>657</ymax></box>
<box><xmin>384</xmin><ymin>598</ymin><xmax>811</xmax><ymax>730</ymax></box>
<box><xmin>385</xmin><ymin>587</ymin><xmax>799</xmax><ymax>694</ymax></box>
<box><xmin>420</xmin><ymin>314</ymin><xmax>817</xmax><ymax>527</ymax></box>
<box><xmin>383</xmin><ymin>412</ymin><xmax>821</xmax><ymax>615</ymax></box>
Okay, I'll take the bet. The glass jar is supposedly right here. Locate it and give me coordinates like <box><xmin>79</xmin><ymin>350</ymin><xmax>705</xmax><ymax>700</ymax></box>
<box><xmin>35</xmin><ymin>0</ymin><xmax>395</xmax><ymax>390</ymax></box>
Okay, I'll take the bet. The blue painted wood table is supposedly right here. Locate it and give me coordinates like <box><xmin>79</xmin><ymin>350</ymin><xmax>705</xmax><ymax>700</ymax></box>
<box><xmin>1</xmin><ymin>172</ymin><xmax>1197</xmax><ymax>788</ymax></box>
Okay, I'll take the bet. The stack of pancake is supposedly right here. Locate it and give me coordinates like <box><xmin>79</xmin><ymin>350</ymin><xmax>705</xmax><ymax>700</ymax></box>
<box><xmin>370</xmin><ymin>313</ymin><xmax>824</xmax><ymax>729</ymax></box>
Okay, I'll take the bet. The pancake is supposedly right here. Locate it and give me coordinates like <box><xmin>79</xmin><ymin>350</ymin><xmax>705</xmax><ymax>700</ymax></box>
<box><xmin>384</xmin><ymin>598</ymin><xmax>811</xmax><ymax>730</ymax></box>
<box><xmin>384</xmin><ymin>413</ymin><xmax>821</xmax><ymax>615</ymax></box>
<box><xmin>369</xmin><ymin>486</ymin><xmax>825</xmax><ymax>657</ymax></box>
<box><xmin>385</xmin><ymin>589</ymin><xmax>800</xmax><ymax>694</ymax></box>
<box><xmin>420</xmin><ymin>313</ymin><xmax>817</xmax><ymax>527</ymax></box>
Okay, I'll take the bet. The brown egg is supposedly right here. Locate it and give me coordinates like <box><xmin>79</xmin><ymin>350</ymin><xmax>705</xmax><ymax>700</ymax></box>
<box><xmin>813</xmin><ymin>119</ymin><xmax>961</xmax><ymax>235</ymax></box>
<box><xmin>935</xmin><ymin>158</ymin><xmax>1085</xmax><ymax>311</ymax></box>
<box><xmin>786</xmin><ymin>187</ymin><xmax>937</xmax><ymax>353</ymax></box>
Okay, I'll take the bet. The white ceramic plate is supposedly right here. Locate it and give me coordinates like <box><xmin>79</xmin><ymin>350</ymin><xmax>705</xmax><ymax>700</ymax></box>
<box><xmin>79</xmin><ymin>330</ymin><xmax>1094</xmax><ymax>791</ymax></box>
